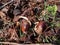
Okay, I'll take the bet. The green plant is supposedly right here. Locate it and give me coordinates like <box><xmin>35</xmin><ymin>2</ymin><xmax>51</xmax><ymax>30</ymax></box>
<box><xmin>46</xmin><ymin>5</ymin><xmax>57</xmax><ymax>16</ymax></box>
<box><xmin>46</xmin><ymin>5</ymin><xmax>57</xmax><ymax>22</ymax></box>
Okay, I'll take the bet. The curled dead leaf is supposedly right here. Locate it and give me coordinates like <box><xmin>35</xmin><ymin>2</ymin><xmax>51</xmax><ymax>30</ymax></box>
<box><xmin>0</xmin><ymin>11</ymin><xmax>6</xmax><ymax>19</ymax></box>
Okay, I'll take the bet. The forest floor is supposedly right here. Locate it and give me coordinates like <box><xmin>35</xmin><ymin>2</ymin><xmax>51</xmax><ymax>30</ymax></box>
<box><xmin>0</xmin><ymin>0</ymin><xmax>60</xmax><ymax>45</ymax></box>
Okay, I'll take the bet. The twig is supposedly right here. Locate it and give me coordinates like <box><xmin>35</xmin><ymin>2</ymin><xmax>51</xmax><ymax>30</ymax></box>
<box><xmin>0</xmin><ymin>42</ymin><xmax>20</xmax><ymax>45</ymax></box>
<box><xmin>9</xmin><ymin>29</ymin><xmax>19</xmax><ymax>41</ymax></box>
<box><xmin>0</xmin><ymin>0</ymin><xmax>13</xmax><ymax>10</ymax></box>
<box><xmin>21</xmin><ymin>8</ymin><xmax>32</xmax><ymax>16</ymax></box>
<box><xmin>44</xmin><ymin>26</ymin><xmax>51</xmax><ymax>32</ymax></box>
<box><xmin>0</xmin><ymin>42</ymin><xmax>54</xmax><ymax>45</ymax></box>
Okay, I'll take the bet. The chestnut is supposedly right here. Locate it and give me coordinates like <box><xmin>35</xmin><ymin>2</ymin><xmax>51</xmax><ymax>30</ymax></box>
<box><xmin>34</xmin><ymin>21</ymin><xmax>47</xmax><ymax>35</ymax></box>
<box><xmin>18</xmin><ymin>16</ymin><xmax>31</xmax><ymax>34</ymax></box>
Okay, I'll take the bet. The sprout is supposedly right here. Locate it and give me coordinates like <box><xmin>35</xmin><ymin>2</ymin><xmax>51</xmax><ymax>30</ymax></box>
<box><xmin>19</xmin><ymin>16</ymin><xmax>31</xmax><ymax>26</ymax></box>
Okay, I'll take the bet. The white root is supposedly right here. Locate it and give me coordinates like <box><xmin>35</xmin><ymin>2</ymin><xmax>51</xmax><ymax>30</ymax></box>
<box><xmin>34</xmin><ymin>22</ymin><xmax>39</xmax><ymax>25</ymax></box>
<box><xmin>19</xmin><ymin>16</ymin><xmax>31</xmax><ymax>26</ymax></box>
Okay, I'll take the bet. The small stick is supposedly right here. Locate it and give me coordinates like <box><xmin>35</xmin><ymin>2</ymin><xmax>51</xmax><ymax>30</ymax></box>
<box><xmin>0</xmin><ymin>42</ymin><xmax>20</xmax><ymax>45</ymax></box>
<box><xmin>0</xmin><ymin>0</ymin><xmax>13</xmax><ymax>10</ymax></box>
